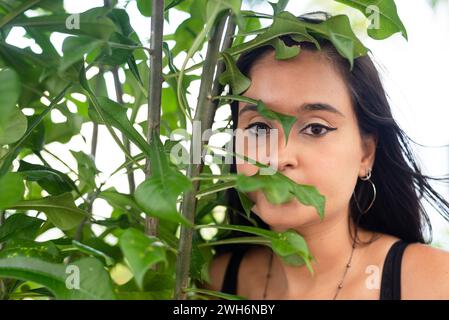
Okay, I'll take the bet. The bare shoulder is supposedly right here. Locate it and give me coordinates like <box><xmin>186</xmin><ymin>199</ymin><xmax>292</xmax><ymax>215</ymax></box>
<box><xmin>199</xmin><ymin>246</ymin><xmax>269</xmax><ymax>298</ymax></box>
<box><xmin>402</xmin><ymin>242</ymin><xmax>449</xmax><ymax>299</ymax></box>
<box><xmin>200</xmin><ymin>251</ymin><xmax>233</xmax><ymax>292</ymax></box>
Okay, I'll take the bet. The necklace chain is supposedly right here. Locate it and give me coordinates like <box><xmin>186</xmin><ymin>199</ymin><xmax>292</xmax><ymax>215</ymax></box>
<box><xmin>262</xmin><ymin>232</ymin><xmax>358</xmax><ymax>300</ymax></box>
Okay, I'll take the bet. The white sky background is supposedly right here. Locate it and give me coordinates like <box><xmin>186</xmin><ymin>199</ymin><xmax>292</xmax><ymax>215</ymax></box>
<box><xmin>5</xmin><ymin>0</ymin><xmax>449</xmax><ymax>248</ymax></box>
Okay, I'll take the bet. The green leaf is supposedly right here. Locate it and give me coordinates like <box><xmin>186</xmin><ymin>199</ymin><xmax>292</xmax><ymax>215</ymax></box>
<box><xmin>0</xmin><ymin>172</ymin><xmax>24</xmax><ymax>210</ymax></box>
<box><xmin>134</xmin><ymin>131</ymin><xmax>193</xmax><ymax>227</ymax></box>
<box><xmin>198</xmin><ymin>224</ymin><xmax>312</xmax><ymax>268</ymax></box>
<box><xmin>171</xmin><ymin>17</ymin><xmax>203</xmax><ymax>57</ymax></box>
<box><xmin>8</xmin><ymin>193</ymin><xmax>87</xmax><ymax>231</ymax></box>
<box><xmin>0</xmin><ymin>68</ymin><xmax>24</xmax><ymax>145</ymax></box>
<box><xmin>96</xmin><ymin>32</ymin><xmax>136</xmax><ymax>66</ymax></box>
<box><xmin>196</xmin><ymin>181</ymin><xmax>235</xmax><ymax>200</ymax></box>
<box><xmin>235</xmin><ymin>170</ymin><xmax>325</xmax><ymax>219</ymax></box>
<box><xmin>11</xmin><ymin>7</ymin><xmax>118</xmax><ymax>40</ymax></box>
<box><xmin>237</xmin><ymin>190</ymin><xmax>254</xmax><ymax>218</ymax></box>
<box><xmin>221</xmin><ymin>95</ymin><xmax>296</xmax><ymax>145</ymax></box>
<box><xmin>141</xmin><ymin>270</ymin><xmax>175</xmax><ymax>295</ymax></box>
<box><xmin>72</xmin><ymin>240</ymin><xmax>115</xmax><ymax>267</ymax></box>
<box><xmin>334</xmin><ymin>0</ymin><xmax>408</xmax><ymax>40</ymax></box>
<box><xmin>227</xmin><ymin>12</ymin><xmax>368</xmax><ymax>69</ymax></box>
<box><xmin>190</xmin><ymin>235</ymin><xmax>213</xmax><ymax>282</ymax></box>
<box><xmin>219</xmin><ymin>52</ymin><xmax>251</xmax><ymax>94</ymax></box>
<box><xmin>268</xmin><ymin>37</ymin><xmax>300</xmax><ymax>60</ymax></box>
<box><xmin>18</xmin><ymin>160</ymin><xmax>78</xmax><ymax>196</ymax></box>
<box><xmin>70</xmin><ymin>151</ymin><xmax>98</xmax><ymax>193</ymax></box>
<box><xmin>98</xmin><ymin>188</ymin><xmax>141</xmax><ymax>213</ymax></box>
<box><xmin>107</xmin><ymin>8</ymin><xmax>134</xmax><ymax>37</ymax></box>
<box><xmin>313</xmin><ymin>14</ymin><xmax>367</xmax><ymax>70</ymax></box>
<box><xmin>269</xmin><ymin>0</ymin><xmax>290</xmax><ymax>15</ymax></box>
<box><xmin>0</xmin><ymin>214</ymin><xmax>44</xmax><ymax>243</ymax></box>
<box><xmin>88</xmin><ymin>96</ymin><xmax>152</xmax><ymax>157</ymax></box>
<box><xmin>256</xmin><ymin>99</ymin><xmax>297</xmax><ymax>145</ymax></box>
<box><xmin>206</xmin><ymin>0</ymin><xmax>243</xmax><ymax>28</ymax></box>
<box><xmin>60</xmin><ymin>36</ymin><xmax>102</xmax><ymax>73</ymax></box>
<box><xmin>23</xmin><ymin>115</ymin><xmax>45</xmax><ymax>152</ymax></box>
<box><xmin>119</xmin><ymin>228</ymin><xmax>168</xmax><ymax>289</ymax></box>
<box><xmin>0</xmin><ymin>239</ymin><xmax>61</xmax><ymax>263</ymax></box>
<box><xmin>0</xmin><ymin>84</ymin><xmax>72</xmax><ymax>179</ymax></box>
<box><xmin>236</xmin><ymin>173</ymin><xmax>292</xmax><ymax>204</ymax></box>
<box><xmin>0</xmin><ymin>108</ymin><xmax>27</xmax><ymax>145</ymax></box>
<box><xmin>43</xmin><ymin>108</ymin><xmax>83</xmax><ymax>144</ymax></box>
<box><xmin>0</xmin><ymin>256</ymin><xmax>116</xmax><ymax>299</ymax></box>
<box><xmin>233</xmin><ymin>16</ymin><xmax>262</xmax><ymax>47</ymax></box>
<box><xmin>137</xmin><ymin>0</ymin><xmax>152</xmax><ymax>17</ymax></box>
<box><xmin>289</xmin><ymin>181</ymin><xmax>326</xmax><ymax>221</ymax></box>
<box><xmin>226</xmin><ymin>11</ymin><xmax>319</xmax><ymax>56</ymax></box>
<box><xmin>270</xmin><ymin>229</ymin><xmax>313</xmax><ymax>272</ymax></box>
<box><xmin>0</xmin><ymin>0</ymin><xmax>43</xmax><ymax>29</ymax></box>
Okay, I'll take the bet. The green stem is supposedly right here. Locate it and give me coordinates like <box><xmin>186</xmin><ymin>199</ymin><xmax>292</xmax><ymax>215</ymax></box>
<box><xmin>0</xmin><ymin>83</ymin><xmax>72</xmax><ymax>177</ymax></box>
<box><xmin>173</xmin><ymin>12</ymin><xmax>230</xmax><ymax>301</ymax></box>
<box><xmin>191</xmin><ymin>174</ymin><xmax>237</xmax><ymax>181</ymax></box>
<box><xmin>106</xmin><ymin>41</ymin><xmax>153</xmax><ymax>55</ymax></box>
<box><xmin>197</xmin><ymin>236</ymin><xmax>271</xmax><ymax>247</ymax></box>
<box><xmin>0</xmin><ymin>0</ymin><xmax>42</xmax><ymax>29</ymax></box>
<box><xmin>212</xmin><ymin>94</ymin><xmax>259</xmax><ymax>105</ymax></box>
<box><xmin>112</xmin><ymin>67</ymin><xmax>136</xmax><ymax>194</ymax></box>
<box><xmin>42</xmin><ymin>148</ymin><xmax>78</xmax><ymax>176</ymax></box>
<box><xmin>195</xmin><ymin>181</ymin><xmax>236</xmax><ymax>199</ymax></box>
<box><xmin>145</xmin><ymin>0</ymin><xmax>165</xmax><ymax>241</ymax></box>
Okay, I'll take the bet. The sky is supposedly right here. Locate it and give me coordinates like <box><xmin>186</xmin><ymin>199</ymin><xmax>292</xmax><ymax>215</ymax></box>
<box><xmin>5</xmin><ymin>0</ymin><xmax>449</xmax><ymax>248</ymax></box>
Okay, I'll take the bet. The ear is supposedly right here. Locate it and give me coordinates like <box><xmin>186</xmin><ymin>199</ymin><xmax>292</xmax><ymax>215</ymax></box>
<box><xmin>359</xmin><ymin>134</ymin><xmax>377</xmax><ymax>177</ymax></box>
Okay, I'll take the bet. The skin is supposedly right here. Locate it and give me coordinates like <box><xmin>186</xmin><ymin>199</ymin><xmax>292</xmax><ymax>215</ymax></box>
<box><xmin>204</xmin><ymin>49</ymin><xmax>449</xmax><ymax>299</ymax></box>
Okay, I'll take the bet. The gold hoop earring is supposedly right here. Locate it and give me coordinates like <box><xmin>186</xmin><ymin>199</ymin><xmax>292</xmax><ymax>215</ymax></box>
<box><xmin>353</xmin><ymin>168</ymin><xmax>376</xmax><ymax>214</ymax></box>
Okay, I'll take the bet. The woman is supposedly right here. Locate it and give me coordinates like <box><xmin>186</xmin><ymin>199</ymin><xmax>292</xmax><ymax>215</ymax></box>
<box><xmin>203</xmin><ymin>12</ymin><xmax>449</xmax><ymax>300</ymax></box>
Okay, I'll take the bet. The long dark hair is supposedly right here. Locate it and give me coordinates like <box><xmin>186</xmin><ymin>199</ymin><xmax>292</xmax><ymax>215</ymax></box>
<box><xmin>214</xmin><ymin>12</ymin><xmax>449</xmax><ymax>255</ymax></box>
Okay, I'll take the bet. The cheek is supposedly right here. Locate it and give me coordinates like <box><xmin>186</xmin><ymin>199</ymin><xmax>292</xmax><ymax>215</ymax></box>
<box><xmin>235</xmin><ymin>162</ymin><xmax>260</xmax><ymax>204</ymax></box>
<box><xmin>236</xmin><ymin>162</ymin><xmax>259</xmax><ymax>176</ymax></box>
<box><xmin>303</xmin><ymin>137</ymin><xmax>361</xmax><ymax>213</ymax></box>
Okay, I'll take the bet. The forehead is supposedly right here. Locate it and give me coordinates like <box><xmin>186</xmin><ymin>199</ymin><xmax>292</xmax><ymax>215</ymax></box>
<box><xmin>239</xmin><ymin>49</ymin><xmax>353</xmax><ymax>118</ymax></box>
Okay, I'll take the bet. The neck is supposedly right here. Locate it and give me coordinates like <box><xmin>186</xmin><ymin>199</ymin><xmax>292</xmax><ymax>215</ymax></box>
<box><xmin>270</xmin><ymin>211</ymin><xmax>363</xmax><ymax>298</ymax></box>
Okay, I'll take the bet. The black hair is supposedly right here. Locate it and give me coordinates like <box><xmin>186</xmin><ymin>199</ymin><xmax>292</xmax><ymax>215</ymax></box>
<box><xmin>214</xmin><ymin>11</ymin><xmax>449</xmax><ymax>256</ymax></box>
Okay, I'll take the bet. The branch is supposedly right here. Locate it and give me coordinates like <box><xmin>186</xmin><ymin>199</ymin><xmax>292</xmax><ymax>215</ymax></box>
<box><xmin>145</xmin><ymin>0</ymin><xmax>165</xmax><ymax>239</ymax></box>
<box><xmin>173</xmin><ymin>12</ymin><xmax>233</xmax><ymax>300</ymax></box>
<box><xmin>0</xmin><ymin>0</ymin><xmax>42</xmax><ymax>29</ymax></box>
<box><xmin>112</xmin><ymin>67</ymin><xmax>136</xmax><ymax>194</ymax></box>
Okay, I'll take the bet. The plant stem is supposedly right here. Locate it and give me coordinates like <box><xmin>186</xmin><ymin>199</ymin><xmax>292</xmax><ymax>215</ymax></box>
<box><xmin>0</xmin><ymin>0</ymin><xmax>42</xmax><ymax>29</ymax></box>
<box><xmin>145</xmin><ymin>0</ymin><xmax>165</xmax><ymax>239</ymax></box>
<box><xmin>111</xmin><ymin>67</ymin><xmax>136</xmax><ymax>194</ymax></box>
<box><xmin>173</xmin><ymin>12</ymin><xmax>232</xmax><ymax>300</ymax></box>
<box><xmin>35</xmin><ymin>151</ymin><xmax>50</xmax><ymax>167</ymax></box>
<box><xmin>42</xmin><ymin>148</ymin><xmax>78</xmax><ymax>176</ymax></box>
<box><xmin>91</xmin><ymin>123</ymin><xmax>98</xmax><ymax>159</ymax></box>
<box><xmin>73</xmin><ymin>0</ymin><xmax>113</xmax><ymax>243</ymax></box>
<box><xmin>0</xmin><ymin>211</ymin><xmax>5</xmax><ymax>299</ymax></box>
<box><xmin>0</xmin><ymin>210</ymin><xmax>4</xmax><ymax>251</ymax></box>
<box><xmin>0</xmin><ymin>83</ymin><xmax>71</xmax><ymax>167</ymax></box>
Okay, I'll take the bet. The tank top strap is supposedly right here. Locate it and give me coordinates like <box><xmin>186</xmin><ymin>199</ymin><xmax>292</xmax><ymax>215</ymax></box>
<box><xmin>379</xmin><ymin>239</ymin><xmax>410</xmax><ymax>300</ymax></box>
<box><xmin>221</xmin><ymin>248</ymin><xmax>247</xmax><ymax>294</ymax></box>
<box><xmin>221</xmin><ymin>239</ymin><xmax>410</xmax><ymax>299</ymax></box>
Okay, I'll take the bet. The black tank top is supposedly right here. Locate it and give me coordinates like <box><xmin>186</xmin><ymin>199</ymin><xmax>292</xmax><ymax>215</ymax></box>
<box><xmin>221</xmin><ymin>239</ymin><xmax>409</xmax><ymax>299</ymax></box>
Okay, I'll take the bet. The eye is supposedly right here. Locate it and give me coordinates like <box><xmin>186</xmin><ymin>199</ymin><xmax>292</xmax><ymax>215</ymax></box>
<box><xmin>301</xmin><ymin>123</ymin><xmax>337</xmax><ymax>137</ymax></box>
<box><xmin>245</xmin><ymin>122</ymin><xmax>272</xmax><ymax>136</ymax></box>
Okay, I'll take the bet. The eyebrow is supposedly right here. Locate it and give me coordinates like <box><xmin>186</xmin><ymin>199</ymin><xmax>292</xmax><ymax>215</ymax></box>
<box><xmin>238</xmin><ymin>102</ymin><xmax>345</xmax><ymax>118</ymax></box>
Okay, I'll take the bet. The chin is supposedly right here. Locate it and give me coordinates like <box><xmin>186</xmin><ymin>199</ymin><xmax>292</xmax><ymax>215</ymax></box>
<box><xmin>253</xmin><ymin>195</ymin><xmax>322</xmax><ymax>231</ymax></box>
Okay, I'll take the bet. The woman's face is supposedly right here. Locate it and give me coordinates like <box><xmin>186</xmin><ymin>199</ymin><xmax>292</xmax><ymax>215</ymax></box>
<box><xmin>236</xmin><ymin>49</ymin><xmax>377</xmax><ymax>232</ymax></box>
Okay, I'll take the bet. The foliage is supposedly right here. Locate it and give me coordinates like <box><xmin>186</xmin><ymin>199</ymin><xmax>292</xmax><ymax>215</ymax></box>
<box><xmin>0</xmin><ymin>0</ymin><xmax>406</xmax><ymax>300</ymax></box>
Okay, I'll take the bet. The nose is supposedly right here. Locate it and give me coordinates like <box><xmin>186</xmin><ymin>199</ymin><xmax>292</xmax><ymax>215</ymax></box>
<box><xmin>269</xmin><ymin>139</ymin><xmax>299</xmax><ymax>173</ymax></box>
